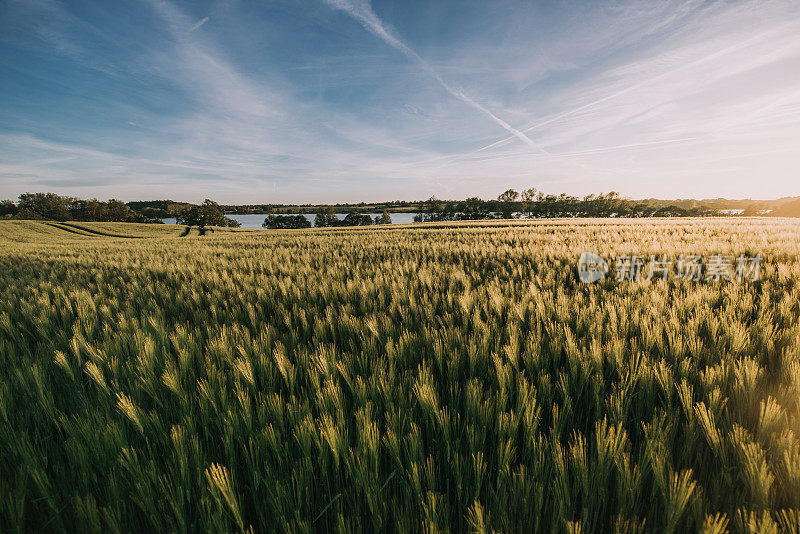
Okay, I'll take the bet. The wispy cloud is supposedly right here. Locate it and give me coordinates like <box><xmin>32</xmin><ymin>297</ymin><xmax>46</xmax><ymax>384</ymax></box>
<box><xmin>322</xmin><ymin>0</ymin><xmax>548</xmax><ymax>153</ymax></box>
<box><xmin>2</xmin><ymin>0</ymin><xmax>120</xmax><ymax>75</ymax></box>
<box><xmin>478</xmin><ymin>15</ymin><xmax>800</xmax><ymax>152</ymax></box>
<box><xmin>2</xmin><ymin>0</ymin><xmax>799</xmax><ymax>202</ymax></box>
<box><xmin>144</xmin><ymin>0</ymin><xmax>282</xmax><ymax>119</ymax></box>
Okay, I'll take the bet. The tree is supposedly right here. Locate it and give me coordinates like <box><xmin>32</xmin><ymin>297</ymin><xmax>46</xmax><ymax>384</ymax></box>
<box><xmin>315</xmin><ymin>206</ymin><xmax>337</xmax><ymax>227</ymax></box>
<box><xmin>521</xmin><ymin>188</ymin><xmax>538</xmax><ymax>218</ymax></box>
<box><xmin>555</xmin><ymin>193</ymin><xmax>578</xmax><ymax>217</ymax></box>
<box><xmin>17</xmin><ymin>192</ymin><xmax>71</xmax><ymax>220</ymax></box>
<box><xmin>459</xmin><ymin>197</ymin><xmax>490</xmax><ymax>220</ymax></box>
<box><xmin>263</xmin><ymin>214</ymin><xmax>311</xmax><ymax>229</ymax></box>
<box><xmin>497</xmin><ymin>189</ymin><xmax>519</xmax><ymax>219</ymax></box>
<box><xmin>104</xmin><ymin>199</ymin><xmax>134</xmax><ymax>222</ymax></box>
<box><xmin>0</xmin><ymin>192</ymin><xmax>167</xmax><ymax>223</ymax></box>
<box><xmin>199</xmin><ymin>199</ymin><xmax>229</xmax><ymax>227</ymax></box>
<box><xmin>414</xmin><ymin>196</ymin><xmax>459</xmax><ymax>222</ymax></box>
<box><xmin>177</xmin><ymin>200</ymin><xmax>240</xmax><ymax>230</ymax></box>
<box><xmin>69</xmin><ymin>198</ymin><xmax>104</xmax><ymax>221</ymax></box>
<box><xmin>375</xmin><ymin>210</ymin><xmax>392</xmax><ymax>225</ymax></box>
<box><xmin>423</xmin><ymin>196</ymin><xmax>443</xmax><ymax>222</ymax></box>
<box><xmin>590</xmin><ymin>191</ymin><xmax>631</xmax><ymax>217</ymax></box>
<box><xmin>0</xmin><ymin>200</ymin><xmax>17</xmax><ymax>217</ymax></box>
<box><xmin>342</xmin><ymin>212</ymin><xmax>373</xmax><ymax>227</ymax></box>
<box><xmin>176</xmin><ymin>206</ymin><xmax>203</xmax><ymax>229</ymax></box>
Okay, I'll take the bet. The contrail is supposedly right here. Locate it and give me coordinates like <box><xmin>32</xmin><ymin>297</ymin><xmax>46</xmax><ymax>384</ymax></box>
<box><xmin>188</xmin><ymin>16</ymin><xmax>209</xmax><ymax>32</ymax></box>
<box><xmin>323</xmin><ymin>0</ymin><xmax>548</xmax><ymax>154</ymax></box>
<box><xmin>451</xmin><ymin>87</ymin><xmax>547</xmax><ymax>152</ymax></box>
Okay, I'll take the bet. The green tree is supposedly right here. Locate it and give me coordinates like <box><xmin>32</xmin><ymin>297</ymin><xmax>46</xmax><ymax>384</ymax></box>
<box><xmin>177</xmin><ymin>199</ymin><xmax>239</xmax><ymax>232</ymax></box>
<box><xmin>69</xmin><ymin>198</ymin><xmax>104</xmax><ymax>221</ymax></box>
<box><xmin>17</xmin><ymin>192</ymin><xmax>71</xmax><ymax>220</ymax></box>
<box><xmin>177</xmin><ymin>206</ymin><xmax>203</xmax><ymax>229</ymax></box>
<box><xmin>414</xmin><ymin>196</ymin><xmax>458</xmax><ymax>222</ymax></box>
<box><xmin>521</xmin><ymin>188</ymin><xmax>538</xmax><ymax>218</ymax></box>
<box><xmin>459</xmin><ymin>197</ymin><xmax>489</xmax><ymax>220</ymax></box>
<box><xmin>103</xmin><ymin>199</ymin><xmax>134</xmax><ymax>222</ymax></box>
<box><xmin>315</xmin><ymin>206</ymin><xmax>338</xmax><ymax>227</ymax></box>
<box><xmin>342</xmin><ymin>212</ymin><xmax>373</xmax><ymax>226</ymax></box>
<box><xmin>0</xmin><ymin>200</ymin><xmax>17</xmax><ymax>217</ymax></box>
<box><xmin>425</xmin><ymin>196</ymin><xmax>443</xmax><ymax>222</ymax></box>
<box><xmin>497</xmin><ymin>189</ymin><xmax>519</xmax><ymax>219</ymax></box>
<box><xmin>263</xmin><ymin>214</ymin><xmax>311</xmax><ymax>229</ymax></box>
<box><xmin>375</xmin><ymin>210</ymin><xmax>392</xmax><ymax>225</ymax></box>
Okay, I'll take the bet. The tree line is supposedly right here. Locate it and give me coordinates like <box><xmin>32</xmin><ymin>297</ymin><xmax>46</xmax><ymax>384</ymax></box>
<box><xmin>125</xmin><ymin>200</ymin><xmax>193</xmax><ymax>220</ymax></box>
<box><xmin>414</xmin><ymin>190</ymin><xmax>721</xmax><ymax>222</ymax></box>
<box><xmin>3</xmin><ymin>190</ymin><xmax>794</xmax><ymax>229</ymax></box>
<box><xmin>0</xmin><ymin>193</ymin><xmax>159</xmax><ymax>223</ymax></box>
<box><xmin>263</xmin><ymin>208</ymin><xmax>393</xmax><ymax>229</ymax></box>
<box><xmin>0</xmin><ymin>193</ymin><xmax>243</xmax><ymax>230</ymax></box>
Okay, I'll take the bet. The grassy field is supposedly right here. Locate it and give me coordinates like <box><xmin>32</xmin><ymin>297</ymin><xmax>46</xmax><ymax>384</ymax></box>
<box><xmin>1</xmin><ymin>219</ymin><xmax>799</xmax><ymax>532</ymax></box>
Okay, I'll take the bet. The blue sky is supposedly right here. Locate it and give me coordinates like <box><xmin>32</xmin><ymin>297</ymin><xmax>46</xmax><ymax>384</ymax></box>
<box><xmin>1</xmin><ymin>0</ymin><xmax>799</xmax><ymax>203</ymax></box>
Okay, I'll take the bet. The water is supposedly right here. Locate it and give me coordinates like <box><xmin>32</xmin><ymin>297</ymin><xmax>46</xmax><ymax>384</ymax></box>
<box><xmin>162</xmin><ymin>212</ymin><xmax>420</xmax><ymax>229</ymax></box>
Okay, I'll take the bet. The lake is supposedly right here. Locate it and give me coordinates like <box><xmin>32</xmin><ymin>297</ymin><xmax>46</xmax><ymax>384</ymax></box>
<box><xmin>161</xmin><ymin>212</ymin><xmax>420</xmax><ymax>229</ymax></box>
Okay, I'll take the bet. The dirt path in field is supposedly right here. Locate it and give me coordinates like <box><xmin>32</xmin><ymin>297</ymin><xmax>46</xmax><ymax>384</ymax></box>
<box><xmin>44</xmin><ymin>223</ymin><xmax>97</xmax><ymax>237</ymax></box>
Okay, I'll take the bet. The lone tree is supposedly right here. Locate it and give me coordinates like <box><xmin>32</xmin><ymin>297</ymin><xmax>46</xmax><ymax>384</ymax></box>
<box><xmin>177</xmin><ymin>199</ymin><xmax>240</xmax><ymax>234</ymax></box>
<box><xmin>497</xmin><ymin>189</ymin><xmax>519</xmax><ymax>219</ymax></box>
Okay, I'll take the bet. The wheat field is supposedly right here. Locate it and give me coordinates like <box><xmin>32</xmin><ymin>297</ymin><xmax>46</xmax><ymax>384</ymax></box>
<box><xmin>1</xmin><ymin>218</ymin><xmax>799</xmax><ymax>532</ymax></box>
